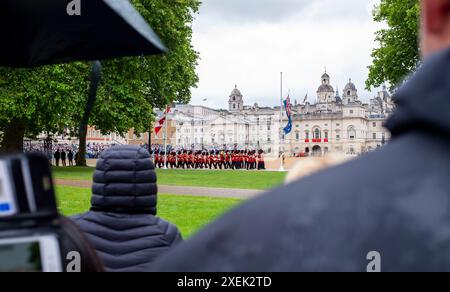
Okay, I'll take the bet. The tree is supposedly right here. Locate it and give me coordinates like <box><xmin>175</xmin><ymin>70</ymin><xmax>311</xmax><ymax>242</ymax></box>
<box><xmin>75</xmin><ymin>0</ymin><xmax>201</xmax><ymax>166</ymax></box>
<box><xmin>0</xmin><ymin>63</ymin><xmax>90</xmax><ymax>153</ymax></box>
<box><xmin>366</xmin><ymin>0</ymin><xmax>420</xmax><ymax>91</ymax></box>
<box><xmin>0</xmin><ymin>0</ymin><xmax>200</xmax><ymax>162</ymax></box>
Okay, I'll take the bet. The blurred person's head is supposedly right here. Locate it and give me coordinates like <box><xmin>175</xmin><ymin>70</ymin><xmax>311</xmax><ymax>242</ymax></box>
<box><xmin>421</xmin><ymin>0</ymin><xmax>450</xmax><ymax>58</ymax></box>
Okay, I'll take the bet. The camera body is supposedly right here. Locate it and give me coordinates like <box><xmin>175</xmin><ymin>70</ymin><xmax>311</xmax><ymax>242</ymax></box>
<box><xmin>0</xmin><ymin>154</ymin><xmax>64</xmax><ymax>272</ymax></box>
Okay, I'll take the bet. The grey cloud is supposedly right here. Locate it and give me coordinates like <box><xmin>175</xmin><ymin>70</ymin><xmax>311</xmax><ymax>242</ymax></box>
<box><xmin>198</xmin><ymin>0</ymin><xmax>313</xmax><ymax>23</ymax></box>
<box><xmin>197</xmin><ymin>0</ymin><xmax>376</xmax><ymax>25</ymax></box>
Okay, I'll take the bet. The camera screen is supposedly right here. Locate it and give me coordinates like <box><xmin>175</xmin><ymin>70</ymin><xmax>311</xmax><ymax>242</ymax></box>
<box><xmin>0</xmin><ymin>161</ymin><xmax>16</xmax><ymax>216</ymax></box>
<box><xmin>0</xmin><ymin>241</ymin><xmax>42</xmax><ymax>272</ymax></box>
<box><xmin>0</xmin><ymin>178</ymin><xmax>10</xmax><ymax>212</ymax></box>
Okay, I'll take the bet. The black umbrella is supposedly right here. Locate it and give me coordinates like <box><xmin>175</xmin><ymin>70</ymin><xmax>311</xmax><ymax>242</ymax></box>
<box><xmin>0</xmin><ymin>0</ymin><xmax>167</xmax><ymax>162</ymax></box>
<box><xmin>0</xmin><ymin>0</ymin><xmax>166</xmax><ymax>67</ymax></box>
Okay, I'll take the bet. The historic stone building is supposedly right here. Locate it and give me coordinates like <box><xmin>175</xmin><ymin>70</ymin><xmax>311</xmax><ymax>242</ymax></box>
<box><xmin>174</xmin><ymin>71</ymin><xmax>394</xmax><ymax>156</ymax></box>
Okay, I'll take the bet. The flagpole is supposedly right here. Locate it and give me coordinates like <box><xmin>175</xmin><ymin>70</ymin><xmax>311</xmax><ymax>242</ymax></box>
<box><xmin>279</xmin><ymin>72</ymin><xmax>285</xmax><ymax>172</ymax></box>
<box><xmin>163</xmin><ymin>105</ymin><xmax>168</xmax><ymax>170</ymax></box>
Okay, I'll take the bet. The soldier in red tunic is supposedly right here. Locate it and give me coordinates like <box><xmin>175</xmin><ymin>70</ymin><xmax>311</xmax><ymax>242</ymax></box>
<box><xmin>154</xmin><ymin>152</ymin><xmax>160</xmax><ymax>168</ymax></box>
<box><xmin>219</xmin><ymin>151</ymin><xmax>225</xmax><ymax>170</ymax></box>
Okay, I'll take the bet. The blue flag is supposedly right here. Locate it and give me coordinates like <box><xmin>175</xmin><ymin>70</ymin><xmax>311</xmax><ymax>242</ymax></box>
<box><xmin>283</xmin><ymin>96</ymin><xmax>293</xmax><ymax>135</ymax></box>
<box><xmin>284</xmin><ymin>118</ymin><xmax>292</xmax><ymax>135</ymax></box>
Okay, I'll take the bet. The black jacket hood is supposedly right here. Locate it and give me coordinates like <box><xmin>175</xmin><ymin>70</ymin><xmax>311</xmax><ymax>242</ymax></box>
<box><xmin>386</xmin><ymin>48</ymin><xmax>450</xmax><ymax>138</ymax></box>
<box><xmin>90</xmin><ymin>145</ymin><xmax>157</xmax><ymax>215</ymax></box>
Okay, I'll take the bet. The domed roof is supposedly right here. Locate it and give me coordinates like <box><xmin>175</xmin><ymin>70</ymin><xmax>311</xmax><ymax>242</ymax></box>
<box><xmin>230</xmin><ymin>85</ymin><xmax>242</xmax><ymax>97</ymax></box>
<box><xmin>322</xmin><ymin>72</ymin><xmax>330</xmax><ymax>79</ymax></box>
<box><xmin>344</xmin><ymin>79</ymin><xmax>357</xmax><ymax>91</ymax></box>
<box><xmin>317</xmin><ymin>84</ymin><xmax>334</xmax><ymax>93</ymax></box>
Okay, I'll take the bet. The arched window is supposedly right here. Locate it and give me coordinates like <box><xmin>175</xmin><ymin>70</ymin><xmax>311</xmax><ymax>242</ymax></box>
<box><xmin>324</xmin><ymin>131</ymin><xmax>329</xmax><ymax>139</ymax></box>
<box><xmin>233</xmin><ymin>104</ymin><xmax>236</xmax><ymax>109</ymax></box>
<box><xmin>305</xmin><ymin>131</ymin><xmax>310</xmax><ymax>139</ymax></box>
<box><xmin>348</xmin><ymin>126</ymin><xmax>356</xmax><ymax>139</ymax></box>
<box><xmin>295</xmin><ymin>131</ymin><xmax>300</xmax><ymax>141</ymax></box>
<box><xmin>314</xmin><ymin>128</ymin><xmax>321</xmax><ymax>139</ymax></box>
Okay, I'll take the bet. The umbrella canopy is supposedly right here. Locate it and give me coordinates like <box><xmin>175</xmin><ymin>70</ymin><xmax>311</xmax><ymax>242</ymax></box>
<box><xmin>0</xmin><ymin>0</ymin><xmax>166</xmax><ymax>68</ymax></box>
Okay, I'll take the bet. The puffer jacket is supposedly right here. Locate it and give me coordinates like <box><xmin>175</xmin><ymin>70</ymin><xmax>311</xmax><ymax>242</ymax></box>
<box><xmin>72</xmin><ymin>145</ymin><xmax>182</xmax><ymax>272</ymax></box>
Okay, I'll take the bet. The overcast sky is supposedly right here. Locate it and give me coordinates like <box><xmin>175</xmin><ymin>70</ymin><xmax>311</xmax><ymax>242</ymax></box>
<box><xmin>190</xmin><ymin>0</ymin><xmax>382</xmax><ymax>109</ymax></box>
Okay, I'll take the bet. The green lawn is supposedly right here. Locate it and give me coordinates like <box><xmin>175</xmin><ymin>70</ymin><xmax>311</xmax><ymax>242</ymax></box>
<box><xmin>56</xmin><ymin>186</ymin><xmax>242</xmax><ymax>238</ymax></box>
<box><xmin>53</xmin><ymin>167</ymin><xmax>286</xmax><ymax>190</ymax></box>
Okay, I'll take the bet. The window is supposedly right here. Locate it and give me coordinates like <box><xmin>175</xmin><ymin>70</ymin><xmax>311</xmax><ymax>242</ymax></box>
<box><xmin>373</xmin><ymin>133</ymin><xmax>377</xmax><ymax>140</ymax></box>
<box><xmin>350</xmin><ymin>110</ymin><xmax>354</xmax><ymax>114</ymax></box>
<box><xmin>267</xmin><ymin>126</ymin><xmax>271</xmax><ymax>131</ymax></box>
<box><xmin>336</xmin><ymin>134</ymin><xmax>340</xmax><ymax>140</ymax></box>
<box><xmin>348</xmin><ymin>126</ymin><xmax>356</xmax><ymax>139</ymax></box>
<box><xmin>305</xmin><ymin>131</ymin><xmax>310</xmax><ymax>139</ymax></box>
<box><xmin>373</xmin><ymin>122</ymin><xmax>377</xmax><ymax>127</ymax></box>
<box><xmin>348</xmin><ymin>91</ymin><xmax>351</xmax><ymax>95</ymax></box>
<box><xmin>314</xmin><ymin>128</ymin><xmax>321</xmax><ymax>139</ymax></box>
<box><xmin>295</xmin><ymin>132</ymin><xmax>300</xmax><ymax>141</ymax></box>
<box><xmin>233</xmin><ymin>104</ymin><xmax>236</xmax><ymax>109</ymax></box>
<box><xmin>324</xmin><ymin>132</ymin><xmax>329</xmax><ymax>139</ymax></box>
<box><xmin>336</xmin><ymin>123</ymin><xmax>340</xmax><ymax>127</ymax></box>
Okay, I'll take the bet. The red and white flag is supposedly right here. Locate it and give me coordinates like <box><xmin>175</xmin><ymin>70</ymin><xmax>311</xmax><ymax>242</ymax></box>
<box><xmin>154</xmin><ymin>106</ymin><xmax>171</xmax><ymax>135</ymax></box>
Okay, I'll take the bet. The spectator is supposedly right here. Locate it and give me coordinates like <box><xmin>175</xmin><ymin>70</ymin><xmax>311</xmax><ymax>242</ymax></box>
<box><xmin>61</xmin><ymin>149</ymin><xmax>67</xmax><ymax>167</ymax></box>
<box><xmin>54</xmin><ymin>149</ymin><xmax>61</xmax><ymax>167</ymax></box>
<box><xmin>68</xmin><ymin>150</ymin><xmax>74</xmax><ymax>166</ymax></box>
<box><xmin>72</xmin><ymin>145</ymin><xmax>182</xmax><ymax>272</ymax></box>
<box><xmin>152</xmin><ymin>0</ymin><xmax>450</xmax><ymax>272</ymax></box>
<box><xmin>74</xmin><ymin>152</ymin><xmax>78</xmax><ymax>166</ymax></box>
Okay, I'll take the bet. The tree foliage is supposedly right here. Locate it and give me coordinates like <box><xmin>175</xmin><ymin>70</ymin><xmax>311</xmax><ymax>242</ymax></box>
<box><xmin>0</xmin><ymin>0</ymin><xmax>200</xmax><ymax>153</ymax></box>
<box><xmin>366</xmin><ymin>0</ymin><xmax>420</xmax><ymax>91</ymax></box>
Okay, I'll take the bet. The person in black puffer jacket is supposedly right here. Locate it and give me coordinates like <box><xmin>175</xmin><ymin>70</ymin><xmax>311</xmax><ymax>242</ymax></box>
<box><xmin>71</xmin><ymin>145</ymin><xmax>182</xmax><ymax>272</ymax></box>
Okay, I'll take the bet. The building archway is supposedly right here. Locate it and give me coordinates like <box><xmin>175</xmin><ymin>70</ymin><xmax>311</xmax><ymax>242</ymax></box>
<box><xmin>312</xmin><ymin>145</ymin><xmax>322</xmax><ymax>156</ymax></box>
<box><xmin>305</xmin><ymin>147</ymin><xmax>310</xmax><ymax>156</ymax></box>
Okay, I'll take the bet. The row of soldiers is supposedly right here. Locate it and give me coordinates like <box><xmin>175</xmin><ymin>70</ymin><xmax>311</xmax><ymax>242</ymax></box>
<box><xmin>151</xmin><ymin>150</ymin><xmax>266</xmax><ymax>171</ymax></box>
